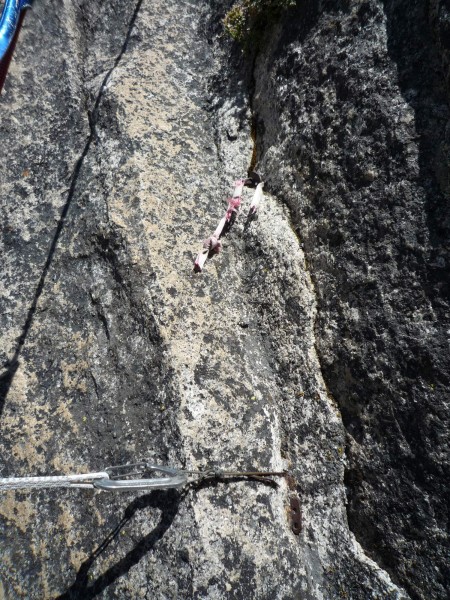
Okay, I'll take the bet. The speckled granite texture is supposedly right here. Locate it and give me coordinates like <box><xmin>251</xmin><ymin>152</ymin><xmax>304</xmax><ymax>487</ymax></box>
<box><xmin>0</xmin><ymin>1</ymin><xmax>448</xmax><ymax>598</ymax></box>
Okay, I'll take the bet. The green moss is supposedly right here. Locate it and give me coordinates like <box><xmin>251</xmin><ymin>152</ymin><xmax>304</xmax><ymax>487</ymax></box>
<box><xmin>223</xmin><ymin>4</ymin><xmax>248</xmax><ymax>41</ymax></box>
<box><xmin>223</xmin><ymin>0</ymin><xmax>297</xmax><ymax>45</ymax></box>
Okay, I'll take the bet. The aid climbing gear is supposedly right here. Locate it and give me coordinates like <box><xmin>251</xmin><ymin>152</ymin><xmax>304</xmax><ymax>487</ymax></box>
<box><xmin>93</xmin><ymin>463</ymin><xmax>188</xmax><ymax>492</ymax></box>
<box><xmin>194</xmin><ymin>175</ymin><xmax>262</xmax><ymax>272</ymax></box>
<box><xmin>0</xmin><ymin>0</ymin><xmax>33</xmax><ymax>92</ymax></box>
<box><xmin>0</xmin><ymin>461</ymin><xmax>286</xmax><ymax>493</ymax></box>
<box><xmin>248</xmin><ymin>181</ymin><xmax>264</xmax><ymax>216</ymax></box>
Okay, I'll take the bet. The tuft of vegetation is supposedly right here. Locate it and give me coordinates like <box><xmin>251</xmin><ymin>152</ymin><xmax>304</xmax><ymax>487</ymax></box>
<box><xmin>223</xmin><ymin>0</ymin><xmax>296</xmax><ymax>44</ymax></box>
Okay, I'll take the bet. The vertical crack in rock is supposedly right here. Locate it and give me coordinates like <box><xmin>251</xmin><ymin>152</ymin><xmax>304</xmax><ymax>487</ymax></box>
<box><xmin>0</xmin><ymin>1</ymin><xmax>185</xmax><ymax>597</ymax></box>
<box><xmin>246</xmin><ymin>0</ymin><xmax>449</xmax><ymax>598</ymax></box>
<box><xmin>250</xmin><ymin>107</ymin><xmax>407</xmax><ymax>598</ymax></box>
<box><xmin>0</xmin><ymin>0</ymin><xmax>143</xmax><ymax>414</ymax></box>
<box><xmin>247</xmin><ymin>71</ymin><xmax>408</xmax><ymax>600</ymax></box>
<box><xmin>0</xmin><ymin>0</ymin><xmax>448</xmax><ymax>598</ymax></box>
<box><xmin>204</xmin><ymin>3</ymin><xmax>410</xmax><ymax>597</ymax></box>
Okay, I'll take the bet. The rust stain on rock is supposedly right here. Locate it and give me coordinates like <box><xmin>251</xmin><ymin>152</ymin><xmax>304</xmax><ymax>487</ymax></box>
<box><xmin>289</xmin><ymin>496</ymin><xmax>302</xmax><ymax>536</ymax></box>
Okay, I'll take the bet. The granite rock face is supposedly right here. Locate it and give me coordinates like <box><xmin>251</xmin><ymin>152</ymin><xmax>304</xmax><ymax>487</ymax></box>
<box><xmin>250</xmin><ymin>0</ymin><xmax>450</xmax><ymax>598</ymax></box>
<box><xmin>0</xmin><ymin>1</ymin><xmax>447</xmax><ymax>599</ymax></box>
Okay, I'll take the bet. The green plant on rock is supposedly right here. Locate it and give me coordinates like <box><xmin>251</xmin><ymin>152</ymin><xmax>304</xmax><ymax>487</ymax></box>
<box><xmin>224</xmin><ymin>4</ymin><xmax>248</xmax><ymax>41</ymax></box>
<box><xmin>224</xmin><ymin>0</ymin><xmax>296</xmax><ymax>44</ymax></box>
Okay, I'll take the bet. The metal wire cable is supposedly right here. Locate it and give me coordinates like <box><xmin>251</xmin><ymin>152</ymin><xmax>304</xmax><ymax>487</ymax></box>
<box><xmin>0</xmin><ymin>471</ymin><xmax>110</xmax><ymax>491</ymax></box>
<box><xmin>0</xmin><ymin>463</ymin><xmax>287</xmax><ymax>493</ymax></box>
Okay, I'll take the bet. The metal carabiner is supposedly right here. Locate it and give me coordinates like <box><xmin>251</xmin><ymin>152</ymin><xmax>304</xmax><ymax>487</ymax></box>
<box><xmin>0</xmin><ymin>0</ymin><xmax>32</xmax><ymax>62</ymax></box>
<box><xmin>0</xmin><ymin>0</ymin><xmax>33</xmax><ymax>92</ymax></box>
<box><xmin>93</xmin><ymin>462</ymin><xmax>188</xmax><ymax>492</ymax></box>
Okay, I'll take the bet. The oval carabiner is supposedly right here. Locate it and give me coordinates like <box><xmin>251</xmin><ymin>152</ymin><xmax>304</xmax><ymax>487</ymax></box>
<box><xmin>93</xmin><ymin>463</ymin><xmax>188</xmax><ymax>492</ymax></box>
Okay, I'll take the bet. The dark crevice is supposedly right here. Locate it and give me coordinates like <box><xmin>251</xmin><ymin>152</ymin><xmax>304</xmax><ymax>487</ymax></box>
<box><xmin>97</xmin><ymin>310</ymin><xmax>110</xmax><ymax>341</ymax></box>
<box><xmin>382</xmin><ymin>0</ymin><xmax>450</xmax><ymax>310</ymax></box>
<box><xmin>90</xmin><ymin>372</ymin><xmax>100</xmax><ymax>402</ymax></box>
<box><xmin>244</xmin><ymin>0</ymin><xmax>448</xmax><ymax>598</ymax></box>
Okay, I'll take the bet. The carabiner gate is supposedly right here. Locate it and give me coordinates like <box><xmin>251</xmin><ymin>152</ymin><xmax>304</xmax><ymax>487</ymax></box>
<box><xmin>93</xmin><ymin>463</ymin><xmax>188</xmax><ymax>492</ymax></box>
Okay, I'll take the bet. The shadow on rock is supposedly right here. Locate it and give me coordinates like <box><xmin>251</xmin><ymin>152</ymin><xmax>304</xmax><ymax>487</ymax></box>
<box><xmin>0</xmin><ymin>360</ymin><xmax>19</xmax><ymax>417</ymax></box>
<box><xmin>0</xmin><ymin>0</ymin><xmax>145</xmax><ymax>421</ymax></box>
<box><xmin>57</xmin><ymin>489</ymin><xmax>181</xmax><ymax>600</ymax></box>
<box><xmin>56</xmin><ymin>474</ymin><xmax>279</xmax><ymax>600</ymax></box>
<box><xmin>383</xmin><ymin>0</ymin><xmax>450</xmax><ymax>298</ymax></box>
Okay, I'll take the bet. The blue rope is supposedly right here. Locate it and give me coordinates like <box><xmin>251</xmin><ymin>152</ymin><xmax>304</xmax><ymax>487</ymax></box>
<box><xmin>0</xmin><ymin>0</ymin><xmax>32</xmax><ymax>62</ymax></box>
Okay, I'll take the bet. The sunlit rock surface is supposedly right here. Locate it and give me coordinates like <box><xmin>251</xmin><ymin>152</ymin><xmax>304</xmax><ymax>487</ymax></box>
<box><xmin>0</xmin><ymin>1</ymin><xmax>448</xmax><ymax>598</ymax></box>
